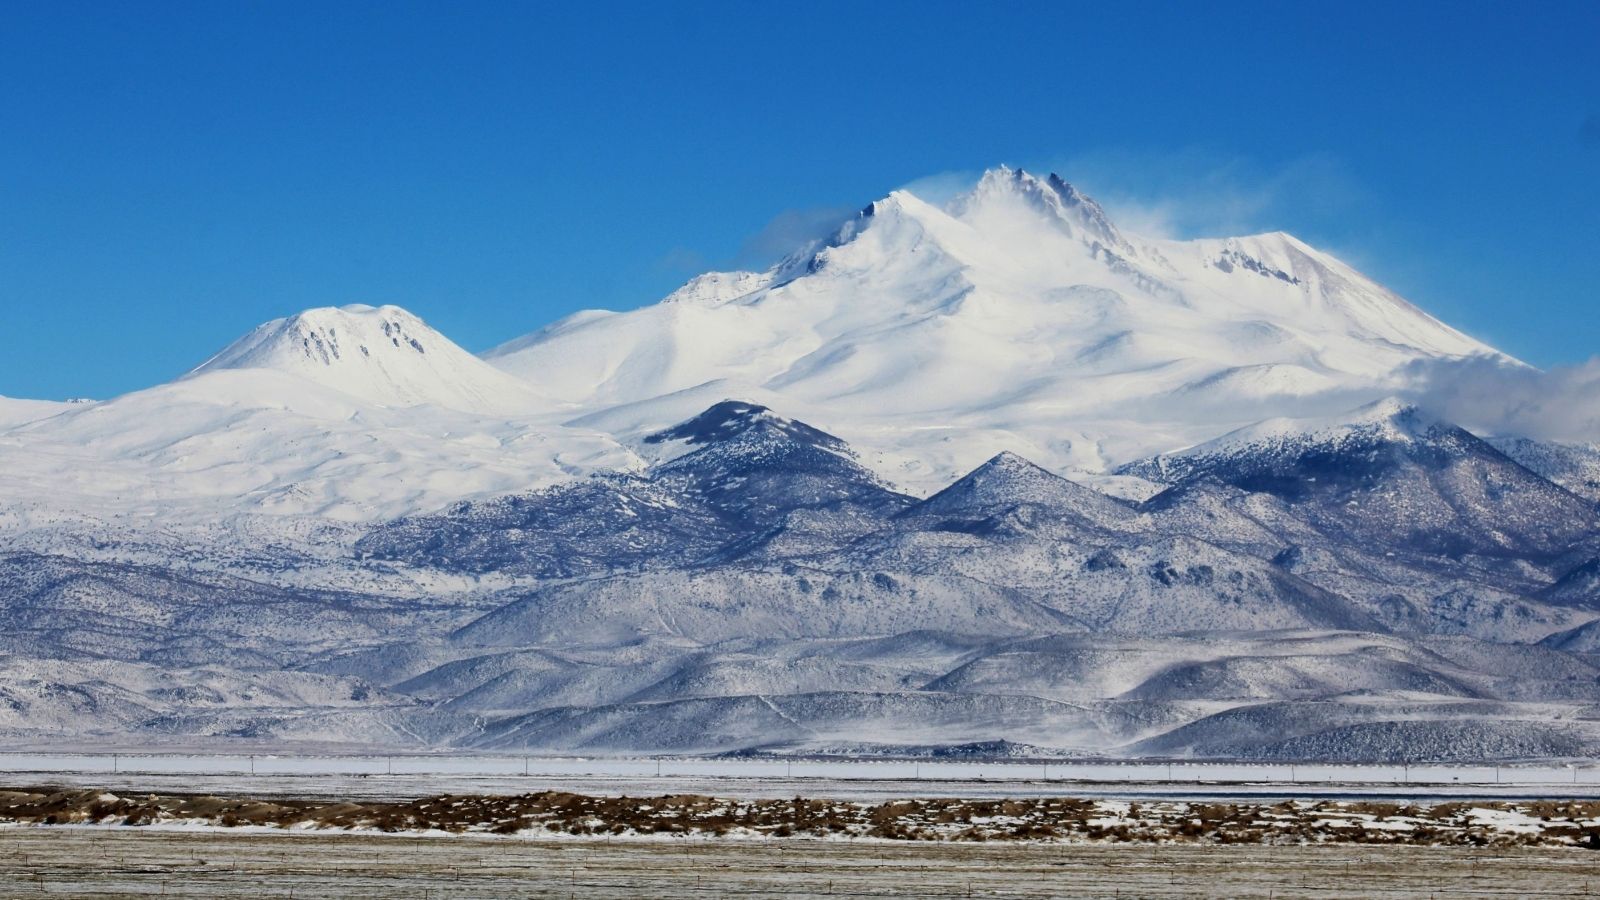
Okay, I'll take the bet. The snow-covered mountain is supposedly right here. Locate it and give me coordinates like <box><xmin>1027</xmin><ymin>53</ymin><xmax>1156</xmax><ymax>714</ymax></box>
<box><xmin>0</xmin><ymin>166</ymin><xmax>1512</xmax><ymax>525</ymax></box>
<box><xmin>488</xmin><ymin>166</ymin><xmax>1502</xmax><ymax>491</ymax></box>
<box><xmin>2</xmin><ymin>164</ymin><xmax>1597</xmax><ymax>761</ymax></box>
<box><xmin>1122</xmin><ymin>398</ymin><xmax>1598</xmax><ymax>561</ymax></box>
<box><xmin>0</xmin><ymin>306</ymin><xmax>638</xmax><ymax>523</ymax></box>
<box><xmin>192</xmin><ymin>304</ymin><xmax>556</xmax><ymax>416</ymax></box>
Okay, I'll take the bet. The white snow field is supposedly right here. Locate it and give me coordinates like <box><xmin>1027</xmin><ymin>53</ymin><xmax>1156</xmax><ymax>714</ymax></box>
<box><xmin>488</xmin><ymin>167</ymin><xmax>1501</xmax><ymax>493</ymax></box>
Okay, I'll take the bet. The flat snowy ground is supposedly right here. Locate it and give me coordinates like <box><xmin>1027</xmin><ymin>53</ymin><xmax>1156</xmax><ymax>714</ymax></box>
<box><xmin>6</xmin><ymin>754</ymin><xmax>1600</xmax><ymax>802</ymax></box>
<box><xmin>3</xmin><ymin>828</ymin><xmax>1595</xmax><ymax>898</ymax></box>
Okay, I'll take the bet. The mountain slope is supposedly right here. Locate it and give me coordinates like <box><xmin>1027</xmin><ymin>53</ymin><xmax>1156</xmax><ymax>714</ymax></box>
<box><xmin>1123</xmin><ymin>399</ymin><xmax>1599</xmax><ymax>562</ymax></box>
<box><xmin>486</xmin><ymin>166</ymin><xmax>1504</xmax><ymax>490</ymax></box>
<box><xmin>0</xmin><ymin>396</ymin><xmax>75</xmax><ymax>428</ymax></box>
<box><xmin>1488</xmin><ymin>436</ymin><xmax>1600</xmax><ymax>503</ymax></box>
<box><xmin>356</xmin><ymin>401</ymin><xmax>913</xmax><ymax>575</ymax></box>
<box><xmin>0</xmin><ymin>308</ymin><xmax>636</xmax><ymax>521</ymax></box>
<box><xmin>192</xmin><ymin>304</ymin><xmax>555</xmax><ymax>415</ymax></box>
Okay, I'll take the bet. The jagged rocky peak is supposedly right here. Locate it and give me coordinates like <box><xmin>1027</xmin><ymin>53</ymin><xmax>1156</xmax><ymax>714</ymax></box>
<box><xmin>645</xmin><ymin>400</ymin><xmax>851</xmax><ymax>455</ymax></box>
<box><xmin>950</xmin><ymin>165</ymin><xmax>1130</xmax><ymax>253</ymax></box>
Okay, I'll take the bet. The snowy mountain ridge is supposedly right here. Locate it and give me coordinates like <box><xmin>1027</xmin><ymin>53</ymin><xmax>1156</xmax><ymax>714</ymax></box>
<box><xmin>0</xmin><ymin>165</ymin><xmax>1518</xmax><ymax>524</ymax></box>
<box><xmin>488</xmin><ymin>166</ymin><xmax>1504</xmax><ymax>492</ymax></box>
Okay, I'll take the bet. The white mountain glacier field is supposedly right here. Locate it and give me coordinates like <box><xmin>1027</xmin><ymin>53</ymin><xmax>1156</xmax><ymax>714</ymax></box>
<box><xmin>2</xmin><ymin>167</ymin><xmax>1598</xmax><ymax>763</ymax></box>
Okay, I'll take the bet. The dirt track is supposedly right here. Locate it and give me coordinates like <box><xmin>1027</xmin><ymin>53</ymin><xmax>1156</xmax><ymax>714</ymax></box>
<box><xmin>4</xmin><ymin>827</ymin><xmax>1600</xmax><ymax>898</ymax></box>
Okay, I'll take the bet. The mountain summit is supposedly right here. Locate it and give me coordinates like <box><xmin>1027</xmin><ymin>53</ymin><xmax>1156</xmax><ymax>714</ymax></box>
<box><xmin>484</xmin><ymin>166</ymin><xmax>1503</xmax><ymax>491</ymax></box>
<box><xmin>194</xmin><ymin>304</ymin><xmax>552</xmax><ymax>415</ymax></box>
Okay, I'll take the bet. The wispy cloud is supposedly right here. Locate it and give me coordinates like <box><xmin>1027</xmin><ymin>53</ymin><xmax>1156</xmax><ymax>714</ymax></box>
<box><xmin>1040</xmin><ymin>149</ymin><xmax>1370</xmax><ymax>240</ymax></box>
<box><xmin>654</xmin><ymin>245</ymin><xmax>708</xmax><ymax>275</ymax></box>
<box><xmin>896</xmin><ymin>169</ymin><xmax>984</xmax><ymax>206</ymax></box>
<box><xmin>730</xmin><ymin>205</ymin><xmax>859</xmax><ymax>270</ymax></box>
<box><xmin>1401</xmin><ymin>355</ymin><xmax>1600</xmax><ymax>443</ymax></box>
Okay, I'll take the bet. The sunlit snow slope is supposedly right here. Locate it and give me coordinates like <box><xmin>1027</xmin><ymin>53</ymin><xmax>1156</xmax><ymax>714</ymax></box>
<box><xmin>0</xmin><ymin>166</ymin><xmax>1511</xmax><ymax>526</ymax></box>
<box><xmin>192</xmin><ymin>304</ymin><xmax>557</xmax><ymax>416</ymax></box>
<box><xmin>488</xmin><ymin>167</ymin><xmax>1501</xmax><ymax>492</ymax></box>
<box><xmin>0</xmin><ymin>306</ymin><xmax>636</xmax><ymax>522</ymax></box>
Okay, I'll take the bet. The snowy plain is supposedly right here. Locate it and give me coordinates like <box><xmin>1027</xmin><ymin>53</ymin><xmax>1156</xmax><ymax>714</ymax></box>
<box><xmin>6</xmin><ymin>754</ymin><xmax>1600</xmax><ymax>803</ymax></box>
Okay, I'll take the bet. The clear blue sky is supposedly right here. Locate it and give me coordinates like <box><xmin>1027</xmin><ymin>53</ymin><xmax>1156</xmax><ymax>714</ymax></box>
<box><xmin>3</xmin><ymin>0</ymin><xmax>1596</xmax><ymax>399</ymax></box>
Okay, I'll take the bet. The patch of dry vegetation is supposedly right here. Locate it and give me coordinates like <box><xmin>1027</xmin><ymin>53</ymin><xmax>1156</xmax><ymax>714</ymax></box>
<box><xmin>3</xmin><ymin>787</ymin><xmax>1600</xmax><ymax>847</ymax></box>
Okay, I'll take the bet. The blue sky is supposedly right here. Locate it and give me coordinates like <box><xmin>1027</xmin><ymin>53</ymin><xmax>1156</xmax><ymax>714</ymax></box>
<box><xmin>2</xmin><ymin>0</ymin><xmax>1597</xmax><ymax>399</ymax></box>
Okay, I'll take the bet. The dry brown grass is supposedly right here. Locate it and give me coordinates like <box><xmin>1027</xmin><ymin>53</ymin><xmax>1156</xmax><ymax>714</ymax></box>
<box><xmin>3</xmin><ymin>785</ymin><xmax>1599</xmax><ymax>847</ymax></box>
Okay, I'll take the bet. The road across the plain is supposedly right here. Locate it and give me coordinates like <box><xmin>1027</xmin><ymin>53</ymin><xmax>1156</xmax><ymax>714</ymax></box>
<box><xmin>4</xmin><ymin>753</ymin><xmax>1600</xmax><ymax>802</ymax></box>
